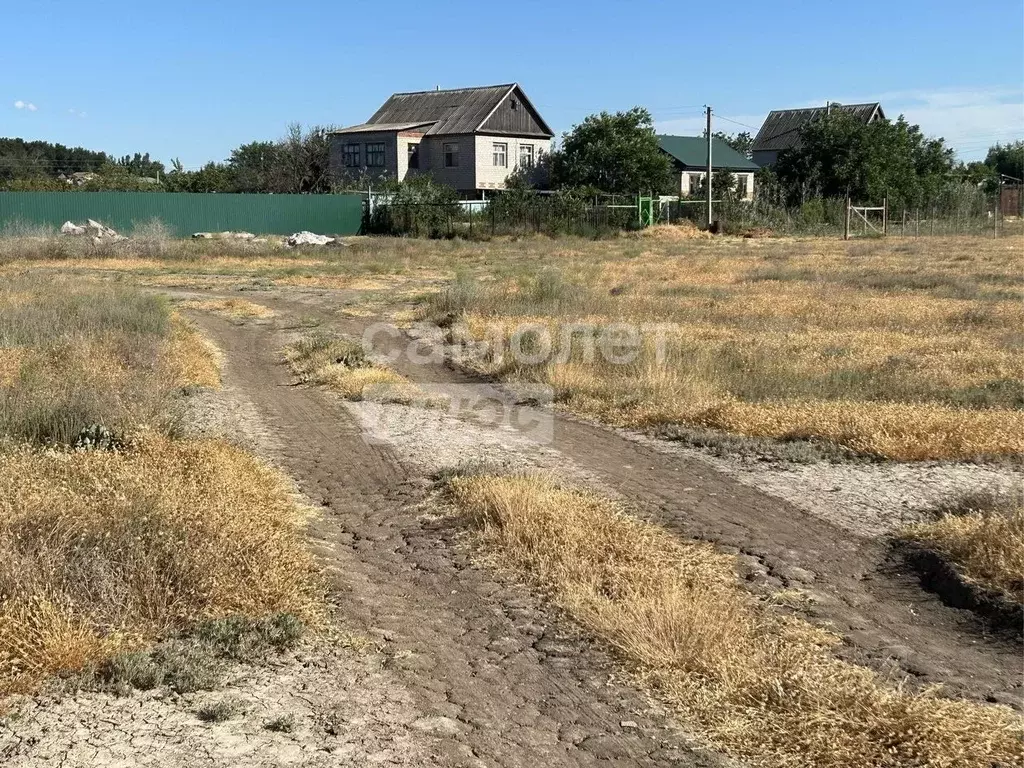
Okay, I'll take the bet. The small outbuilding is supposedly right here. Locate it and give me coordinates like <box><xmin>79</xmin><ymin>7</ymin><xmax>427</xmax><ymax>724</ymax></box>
<box><xmin>656</xmin><ymin>135</ymin><xmax>759</xmax><ymax>201</ymax></box>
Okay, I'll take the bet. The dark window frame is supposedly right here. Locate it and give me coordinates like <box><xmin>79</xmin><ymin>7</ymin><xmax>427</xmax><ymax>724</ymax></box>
<box><xmin>366</xmin><ymin>142</ymin><xmax>385</xmax><ymax>168</ymax></box>
<box><xmin>407</xmin><ymin>142</ymin><xmax>420</xmax><ymax>170</ymax></box>
<box><xmin>443</xmin><ymin>142</ymin><xmax>459</xmax><ymax>168</ymax></box>
<box><xmin>342</xmin><ymin>143</ymin><xmax>361</xmax><ymax>168</ymax></box>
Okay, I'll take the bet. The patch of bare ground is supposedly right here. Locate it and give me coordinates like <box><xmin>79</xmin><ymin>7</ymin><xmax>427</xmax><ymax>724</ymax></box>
<box><xmin>1</xmin><ymin>634</ymin><xmax>436</xmax><ymax>767</ymax></box>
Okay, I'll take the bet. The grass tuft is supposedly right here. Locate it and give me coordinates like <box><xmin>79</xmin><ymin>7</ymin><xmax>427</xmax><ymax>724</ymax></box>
<box><xmin>904</xmin><ymin>494</ymin><xmax>1024</xmax><ymax>601</ymax></box>
<box><xmin>284</xmin><ymin>332</ymin><xmax>427</xmax><ymax>404</ymax></box>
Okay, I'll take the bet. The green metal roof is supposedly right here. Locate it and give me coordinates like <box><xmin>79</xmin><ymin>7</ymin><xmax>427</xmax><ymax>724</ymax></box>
<box><xmin>656</xmin><ymin>135</ymin><xmax>759</xmax><ymax>171</ymax></box>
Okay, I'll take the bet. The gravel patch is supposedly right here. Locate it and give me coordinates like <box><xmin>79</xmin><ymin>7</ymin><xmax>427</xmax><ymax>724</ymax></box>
<box><xmin>627</xmin><ymin>431</ymin><xmax>1022</xmax><ymax>538</ymax></box>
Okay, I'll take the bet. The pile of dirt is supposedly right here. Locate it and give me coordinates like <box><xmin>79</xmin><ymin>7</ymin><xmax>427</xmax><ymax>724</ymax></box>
<box><xmin>636</xmin><ymin>222</ymin><xmax>712</xmax><ymax>241</ymax></box>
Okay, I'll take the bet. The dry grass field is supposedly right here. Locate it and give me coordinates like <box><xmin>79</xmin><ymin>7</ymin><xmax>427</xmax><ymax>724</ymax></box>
<box><xmin>0</xmin><ymin>276</ymin><xmax>319</xmax><ymax>699</ymax></box>
<box><xmin>447</xmin><ymin>472</ymin><xmax>1023</xmax><ymax>768</ymax></box>
<box><xmin>426</xmin><ymin>230</ymin><xmax>1024</xmax><ymax>461</ymax></box>
<box><xmin>0</xmin><ymin>228</ymin><xmax>1020</xmax><ymax>765</ymax></box>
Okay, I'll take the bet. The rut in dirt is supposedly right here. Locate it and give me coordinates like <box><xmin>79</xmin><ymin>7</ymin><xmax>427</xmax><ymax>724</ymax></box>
<box><xmin>238</xmin><ymin>292</ymin><xmax>1021</xmax><ymax>710</ymax></box>
<box><xmin>194</xmin><ymin>313</ymin><xmax>725</xmax><ymax>768</ymax></box>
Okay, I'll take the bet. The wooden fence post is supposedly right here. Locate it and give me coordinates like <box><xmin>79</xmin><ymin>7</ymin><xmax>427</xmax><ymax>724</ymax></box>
<box><xmin>844</xmin><ymin>197</ymin><xmax>851</xmax><ymax>241</ymax></box>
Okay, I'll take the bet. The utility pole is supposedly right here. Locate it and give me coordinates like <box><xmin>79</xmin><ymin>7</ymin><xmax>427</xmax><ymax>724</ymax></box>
<box><xmin>705</xmin><ymin>105</ymin><xmax>713</xmax><ymax>228</ymax></box>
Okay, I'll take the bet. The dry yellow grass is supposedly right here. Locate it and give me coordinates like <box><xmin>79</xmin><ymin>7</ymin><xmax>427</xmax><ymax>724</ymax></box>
<box><xmin>178</xmin><ymin>297</ymin><xmax>276</xmax><ymax>319</ymax></box>
<box><xmin>905</xmin><ymin>502</ymin><xmax>1024</xmax><ymax>601</ymax></box>
<box><xmin>167</xmin><ymin>312</ymin><xmax>222</xmax><ymax>389</ymax></box>
<box><xmin>0</xmin><ymin>274</ymin><xmax>315</xmax><ymax>700</ymax></box>
<box><xmin>0</xmin><ymin>434</ymin><xmax>320</xmax><ymax>697</ymax></box>
<box><xmin>284</xmin><ymin>333</ymin><xmax>429</xmax><ymax>404</ymax></box>
<box><xmin>447</xmin><ymin>473</ymin><xmax>1023</xmax><ymax>767</ymax></box>
<box><xmin>433</xmin><ymin>236</ymin><xmax>1024</xmax><ymax>460</ymax></box>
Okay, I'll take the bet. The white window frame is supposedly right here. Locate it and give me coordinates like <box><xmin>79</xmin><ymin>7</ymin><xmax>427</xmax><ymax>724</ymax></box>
<box><xmin>519</xmin><ymin>144</ymin><xmax>534</xmax><ymax>168</ymax></box>
<box><xmin>444</xmin><ymin>142</ymin><xmax>459</xmax><ymax>168</ymax></box>
<box><xmin>736</xmin><ymin>174</ymin><xmax>748</xmax><ymax>199</ymax></box>
<box><xmin>688</xmin><ymin>173</ymin><xmax>704</xmax><ymax>193</ymax></box>
<box><xmin>366</xmin><ymin>142</ymin><xmax>385</xmax><ymax>168</ymax></box>
<box><xmin>342</xmin><ymin>143</ymin><xmax>360</xmax><ymax>168</ymax></box>
<box><xmin>492</xmin><ymin>142</ymin><xmax>507</xmax><ymax>168</ymax></box>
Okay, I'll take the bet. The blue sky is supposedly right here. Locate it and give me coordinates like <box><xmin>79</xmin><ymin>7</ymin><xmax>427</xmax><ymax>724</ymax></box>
<box><xmin>3</xmin><ymin>0</ymin><xmax>1022</xmax><ymax>167</ymax></box>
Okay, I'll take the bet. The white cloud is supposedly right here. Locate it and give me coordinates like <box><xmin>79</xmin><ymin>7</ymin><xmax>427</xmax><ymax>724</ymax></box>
<box><xmin>877</xmin><ymin>87</ymin><xmax>1024</xmax><ymax>159</ymax></box>
<box><xmin>13</xmin><ymin>100</ymin><xmax>37</xmax><ymax>111</ymax></box>
<box><xmin>68</xmin><ymin>107</ymin><xmax>87</xmax><ymax>118</ymax></box>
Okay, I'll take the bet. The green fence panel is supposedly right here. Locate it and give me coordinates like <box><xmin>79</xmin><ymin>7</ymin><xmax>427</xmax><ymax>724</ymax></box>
<box><xmin>0</xmin><ymin>192</ymin><xmax>364</xmax><ymax>237</ymax></box>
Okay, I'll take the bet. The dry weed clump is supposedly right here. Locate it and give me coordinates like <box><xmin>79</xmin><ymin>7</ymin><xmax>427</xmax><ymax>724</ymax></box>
<box><xmin>904</xmin><ymin>497</ymin><xmax>1024</xmax><ymax>601</ymax></box>
<box><xmin>447</xmin><ymin>473</ymin><xmax>1023</xmax><ymax>767</ymax></box>
<box><xmin>285</xmin><ymin>332</ymin><xmax>427</xmax><ymax>404</ymax></box>
<box><xmin>0</xmin><ymin>435</ymin><xmax>320</xmax><ymax>697</ymax></box>
<box><xmin>0</xmin><ymin>277</ymin><xmax>220</xmax><ymax>445</ymax></box>
<box><xmin>178</xmin><ymin>297</ymin><xmax>276</xmax><ymax>319</ymax></box>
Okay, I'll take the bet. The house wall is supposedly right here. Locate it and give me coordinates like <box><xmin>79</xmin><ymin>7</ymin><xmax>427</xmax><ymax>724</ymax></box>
<box><xmin>474</xmin><ymin>135</ymin><xmax>551</xmax><ymax>191</ymax></box>
<box><xmin>329</xmin><ymin>131</ymin><xmax>400</xmax><ymax>185</ymax></box>
<box><xmin>679</xmin><ymin>170</ymin><xmax>755</xmax><ymax>202</ymax></box>
<box><xmin>422</xmin><ymin>134</ymin><xmax>477</xmax><ymax>192</ymax></box>
<box><xmin>752</xmin><ymin>149</ymin><xmax>778</xmax><ymax>168</ymax></box>
<box><xmin>396</xmin><ymin>133</ymin><xmax>427</xmax><ymax>180</ymax></box>
<box><xmin>331</xmin><ymin>130</ymin><xmax>553</xmax><ymax>194</ymax></box>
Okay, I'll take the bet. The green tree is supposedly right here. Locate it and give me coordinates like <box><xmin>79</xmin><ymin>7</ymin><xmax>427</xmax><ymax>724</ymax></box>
<box><xmin>773</xmin><ymin>113</ymin><xmax>954</xmax><ymax>209</ymax></box>
<box><xmin>549</xmin><ymin>107</ymin><xmax>673</xmax><ymax>194</ymax></box>
<box><xmin>117</xmin><ymin>152</ymin><xmax>165</xmax><ymax>179</ymax></box>
<box><xmin>712</xmin><ymin>131</ymin><xmax>753</xmax><ymax>158</ymax></box>
<box><xmin>984</xmin><ymin>140</ymin><xmax>1024</xmax><ymax>181</ymax></box>
<box><xmin>228</xmin><ymin>141</ymin><xmax>281</xmax><ymax>193</ymax></box>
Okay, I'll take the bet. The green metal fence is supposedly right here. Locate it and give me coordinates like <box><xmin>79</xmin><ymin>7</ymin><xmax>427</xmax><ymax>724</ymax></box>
<box><xmin>0</xmin><ymin>192</ymin><xmax>364</xmax><ymax>237</ymax></box>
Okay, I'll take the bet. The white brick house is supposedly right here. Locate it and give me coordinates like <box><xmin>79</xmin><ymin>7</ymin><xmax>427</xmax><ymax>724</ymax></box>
<box><xmin>330</xmin><ymin>84</ymin><xmax>554</xmax><ymax>198</ymax></box>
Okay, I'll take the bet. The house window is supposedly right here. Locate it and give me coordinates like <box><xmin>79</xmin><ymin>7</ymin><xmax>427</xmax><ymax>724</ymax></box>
<box><xmin>492</xmin><ymin>142</ymin><xmax>507</xmax><ymax>168</ymax></box>
<box><xmin>689</xmin><ymin>173</ymin><xmax>704</xmax><ymax>193</ymax></box>
<box><xmin>366</xmin><ymin>143</ymin><xmax>385</xmax><ymax>167</ymax></box>
<box><xmin>510</xmin><ymin>98</ymin><xmax>519</xmax><ymax>111</ymax></box>
<box><xmin>444</xmin><ymin>142</ymin><xmax>459</xmax><ymax>168</ymax></box>
<box><xmin>408</xmin><ymin>142</ymin><xmax>420</xmax><ymax>170</ymax></box>
<box><xmin>519</xmin><ymin>144</ymin><xmax>534</xmax><ymax>168</ymax></box>
<box><xmin>342</xmin><ymin>143</ymin><xmax>360</xmax><ymax>168</ymax></box>
<box><xmin>736</xmin><ymin>175</ymin><xmax>748</xmax><ymax>199</ymax></box>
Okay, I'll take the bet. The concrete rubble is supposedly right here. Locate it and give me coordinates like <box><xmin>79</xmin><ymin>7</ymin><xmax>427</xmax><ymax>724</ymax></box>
<box><xmin>191</xmin><ymin>231</ymin><xmax>257</xmax><ymax>240</ymax></box>
<box><xmin>60</xmin><ymin>219</ymin><xmax>125</xmax><ymax>243</ymax></box>
<box><xmin>287</xmin><ymin>231</ymin><xmax>335</xmax><ymax>247</ymax></box>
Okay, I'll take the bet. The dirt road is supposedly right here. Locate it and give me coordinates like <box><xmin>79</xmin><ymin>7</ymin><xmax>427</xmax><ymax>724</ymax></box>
<box><xmin>192</xmin><ymin>312</ymin><xmax>726</xmax><ymax>767</ymax></box>
<box><xmin>242</xmin><ymin>291</ymin><xmax>1021</xmax><ymax>710</ymax></box>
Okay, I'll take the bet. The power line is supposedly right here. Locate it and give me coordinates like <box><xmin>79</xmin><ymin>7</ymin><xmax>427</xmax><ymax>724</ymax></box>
<box><xmin>715</xmin><ymin>114</ymin><xmax>760</xmax><ymax>132</ymax></box>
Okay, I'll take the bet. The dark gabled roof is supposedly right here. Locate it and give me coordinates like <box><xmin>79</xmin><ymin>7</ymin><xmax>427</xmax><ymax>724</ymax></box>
<box><xmin>752</xmin><ymin>103</ymin><xmax>884</xmax><ymax>152</ymax></box>
<box><xmin>657</xmin><ymin>135</ymin><xmax>759</xmax><ymax>171</ymax></box>
<box><xmin>333</xmin><ymin>83</ymin><xmax>554</xmax><ymax>138</ymax></box>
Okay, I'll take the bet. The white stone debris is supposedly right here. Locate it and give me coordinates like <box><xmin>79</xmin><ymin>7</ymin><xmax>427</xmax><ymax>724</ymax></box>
<box><xmin>286</xmin><ymin>231</ymin><xmax>335</xmax><ymax>247</ymax></box>
<box><xmin>60</xmin><ymin>221</ymin><xmax>86</xmax><ymax>235</ymax></box>
<box><xmin>86</xmin><ymin>219</ymin><xmax>125</xmax><ymax>242</ymax></box>
<box><xmin>192</xmin><ymin>231</ymin><xmax>257</xmax><ymax>240</ymax></box>
<box><xmin>60</xmin><ymin>219</ymin><xmax>124</xmax><ymax>241</ymax></box>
